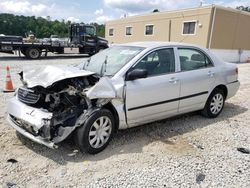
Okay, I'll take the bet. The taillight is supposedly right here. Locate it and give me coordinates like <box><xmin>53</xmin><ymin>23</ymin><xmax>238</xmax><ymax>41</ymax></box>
<box><xmin>236</xmin><ymin>67</ymin><xmax>238</xmax><ymax>75</ymax></box>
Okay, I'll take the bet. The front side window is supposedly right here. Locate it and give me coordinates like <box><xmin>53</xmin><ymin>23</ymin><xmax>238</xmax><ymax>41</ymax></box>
<box><xmin>126</xmin><ymin>27</ymin><xmax>132</xmax><ymax>35</ymax></box>
<box><xmin>132</xmin><ymin>48</ymin><xmax>175</xmax><ymax>76</ymax></box>
<box><xmin>178</xmin><ymin>48</ymin><xmax>213</xmax><ymax>71</ymax></box>
<box><xmin>183</xmin><ymin>21</ymin><xmax>196</xmax><ymax>34</ymax></box>
<box><xmin>83</xmin><ymin>46</ymin><xmax>144</xmax><ymax>76</ymax></box>
<box><xmin>109</xmin><ymin>28</ymin><xmax>114</xmax><ymax>36</ymax></box>
<box><xmin>145</xmin><ymin>25</ymin><xmax>154</xmax><ymax>35</ymax></box>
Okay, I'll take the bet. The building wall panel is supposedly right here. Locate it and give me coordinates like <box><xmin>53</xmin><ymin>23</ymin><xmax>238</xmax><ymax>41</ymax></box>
<box><xmin>211</xmin><ymin>7</ymin><xmax>250</xmax><ymax>50</ymax></box>
<box><xmin>105</xmin><ymin>7</ymin><xmax>212</xmax><ymax>47</ymax></box>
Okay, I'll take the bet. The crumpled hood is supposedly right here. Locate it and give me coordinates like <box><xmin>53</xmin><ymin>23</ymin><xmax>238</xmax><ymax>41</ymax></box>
<box><xmin>22</xmin><ymin>65</ymin><xmax>95</xmax><ymax>88</ymax></box>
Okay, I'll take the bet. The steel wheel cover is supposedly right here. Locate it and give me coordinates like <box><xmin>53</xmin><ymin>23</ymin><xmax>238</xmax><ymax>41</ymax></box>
<box><xmin>88</xmin><ymin>116</ymin><xmax>112</xmax><ymax>149</ymax></box>
<box><xmin>210</xmin><ymin>93</ymin><xmax>223</xmax><ymax>114</ymax></box>
<box><xmin>29</xmin><ymin>49</ymin><xmax>39</xmax><ymax>58</ymax></box>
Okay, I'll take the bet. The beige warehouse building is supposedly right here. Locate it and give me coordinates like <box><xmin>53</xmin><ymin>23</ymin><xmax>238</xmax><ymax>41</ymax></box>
<box><xmin>105</xmin><ymin>5</ymin><xmax>250</xmax><ymax>63</ymax></box>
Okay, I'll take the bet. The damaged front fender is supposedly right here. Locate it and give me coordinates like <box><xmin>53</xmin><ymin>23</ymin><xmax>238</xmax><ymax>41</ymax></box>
<box><xmin>85</xmin><ymin>77</ymin><xmax>117</xmax><ymax>99</ymax></box>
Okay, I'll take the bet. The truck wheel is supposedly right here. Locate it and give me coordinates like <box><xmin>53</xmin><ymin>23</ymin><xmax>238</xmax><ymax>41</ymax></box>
<box><xmin>75</xmin><ymin>109</ymin><xmax>115</xmax><ymax>154</ymax></box>
<box><xmin>98</xmin><ymin>46</ymin><xmax>106</xmax><ymax>52</ymax></box>
<box><xmin>25</xmin><ymin>48</ymin><xmax>41</xmax><ymax>59</ymax></box>
<box><xmin>201</xmin><ymin>88</ymin><xmax>225</xmax><ymax>118</ymax></box>
<box><xmin>56</xmin><ymin>48</ymin><xmax>64</xmax><ymax>54</ymax></box>
<box><xmin>79</xmin><ymin>48</ymin><xmax>85</xmax><ymax>54</ymax></box>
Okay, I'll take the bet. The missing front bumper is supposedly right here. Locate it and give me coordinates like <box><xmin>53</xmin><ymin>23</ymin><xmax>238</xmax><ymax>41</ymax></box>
<box><xmin>7</xmin><ymin>97</ymin><xmax>57</xmax><ymax>149</ymax></box>
<box><xmin>8</xmin><ymin>114</ymin><xmax>57</xmax><ymax>149</ymax></box>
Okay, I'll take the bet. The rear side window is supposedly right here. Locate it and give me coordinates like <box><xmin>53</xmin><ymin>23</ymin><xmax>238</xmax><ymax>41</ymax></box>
<box><xmin>178</xmin><ymin>48</ymin><xmax>213</xmax><ymax>71</ymax></box>
<box><xmin>132</xmin><ymin>48</ymin><xmax>175</xmax><ymax>76</ymax></box>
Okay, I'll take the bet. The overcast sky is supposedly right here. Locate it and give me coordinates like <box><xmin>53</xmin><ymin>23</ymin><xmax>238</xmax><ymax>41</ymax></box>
<box><xmin>0</xmin><ymin>0</ymin><xmax>249</xmax><ymax>23</ymax></box>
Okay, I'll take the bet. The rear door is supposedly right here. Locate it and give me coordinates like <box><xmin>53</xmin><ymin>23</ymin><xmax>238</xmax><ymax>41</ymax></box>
<box><xmin>177</xmin><ymin>48</ymin><xmax>216</xmax><ymax>113</ymax></box>
<box><xmin>125</xmin><ymin>48</ymin><xmax>180</xmax><ymax>126</ymax></box>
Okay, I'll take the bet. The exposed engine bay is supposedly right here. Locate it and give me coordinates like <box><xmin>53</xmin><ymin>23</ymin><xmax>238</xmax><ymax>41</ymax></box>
<box><xmin>18</xmin><ymin>74</ymin><xmax>99</xmax><ymax>112</ymax></box>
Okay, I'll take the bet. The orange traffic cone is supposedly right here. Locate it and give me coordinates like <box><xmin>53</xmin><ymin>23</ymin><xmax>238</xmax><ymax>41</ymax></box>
<box><xmin>3</xmin><ymin>66</ymin><xmax>15</xmax><ymax>93</ymax></box>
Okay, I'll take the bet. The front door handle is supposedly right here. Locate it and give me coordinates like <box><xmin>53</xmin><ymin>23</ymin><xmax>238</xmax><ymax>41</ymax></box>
<box><xmin>169</xmin><ymin>77</ymin><xmax>179</xmax><ymax>84</ymax></box>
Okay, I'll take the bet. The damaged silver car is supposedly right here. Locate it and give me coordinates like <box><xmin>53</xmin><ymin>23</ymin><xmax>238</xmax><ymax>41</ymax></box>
<box><xmin>7</xmin><ymin>42</ymin><xmax>240</xmax><ymax>154</ymax></box>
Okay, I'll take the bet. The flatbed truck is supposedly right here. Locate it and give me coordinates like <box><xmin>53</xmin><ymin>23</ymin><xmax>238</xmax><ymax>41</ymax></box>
<box><xmin>0</xmin><ymin>24</ymin><xmax>108</xmax><ymax>59</ymax></box>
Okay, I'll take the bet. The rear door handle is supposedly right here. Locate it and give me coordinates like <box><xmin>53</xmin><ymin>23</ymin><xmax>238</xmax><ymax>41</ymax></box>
<box><xmin>169</xmin><ymin>77</ymin><xmax>179</xmax><ymax>84</ymax></box>
<box><xmin>208</xmin><ymin>71</ymin><xmax>215</xmax><ymax>77</ymax></box>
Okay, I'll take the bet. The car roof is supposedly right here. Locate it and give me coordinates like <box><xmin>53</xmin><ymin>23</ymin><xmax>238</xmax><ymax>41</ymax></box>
<box><xmin>118</xmin><ymin>41</ymin><xmax>202</xmax><ymax>50</ymax></box>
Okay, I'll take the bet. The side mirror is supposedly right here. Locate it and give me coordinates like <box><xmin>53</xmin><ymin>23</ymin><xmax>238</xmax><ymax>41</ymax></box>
<box><xmin>126</xmin><ymin>69</ymin><xmax>148</xmax><ymax>81</ymax></box>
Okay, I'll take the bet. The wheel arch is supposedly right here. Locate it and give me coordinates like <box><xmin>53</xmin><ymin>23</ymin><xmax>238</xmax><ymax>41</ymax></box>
<box><xmin>103</xmin><ymin>102</ymin><xmax>119</xmax><ymax>132</ymax></box>
<box><xmin>213</xmin><ymin>84</ymin><xmax>228</xmax><ymax>98</ymax></box>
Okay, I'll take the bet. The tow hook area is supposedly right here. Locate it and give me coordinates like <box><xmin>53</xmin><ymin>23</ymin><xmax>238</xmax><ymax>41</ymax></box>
<box><xmin>8</xmin><ymin>115</ymin><xmax>58</xmax><ymax>149</ymax></box>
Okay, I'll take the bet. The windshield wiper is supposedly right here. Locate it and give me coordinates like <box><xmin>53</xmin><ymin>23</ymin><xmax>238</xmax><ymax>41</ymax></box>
<box><xmin>86</xmin><ymin>57</ymin><xmax>91</xmax><ymax>67</ymax></box>
<box><xmin>100</xmin><ymin>55</ymin><xmax>108</xmax><ymax>76</ymax></box>
<box><xmin>82</xmin><ymin>61</ymin><xmax>87</xmax><ymax>70</ymax></box>
<box><xmin>83</xmin><ymin>57</ymin><xmax>91</xmax><ymax>70</ymax></box>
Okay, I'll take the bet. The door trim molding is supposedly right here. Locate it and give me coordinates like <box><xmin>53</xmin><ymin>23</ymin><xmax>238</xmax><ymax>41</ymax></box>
<box><xmin>128</xmin><ymin>91</ymin><xmax>208</xmax><ymax>111</ymax></box>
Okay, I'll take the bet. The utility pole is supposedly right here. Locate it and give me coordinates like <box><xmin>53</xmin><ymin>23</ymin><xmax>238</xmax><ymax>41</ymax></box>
<box><xmin>199</xmin><ymin>0</ymin><xmax>204</xmax><ymax>7</ymax></box>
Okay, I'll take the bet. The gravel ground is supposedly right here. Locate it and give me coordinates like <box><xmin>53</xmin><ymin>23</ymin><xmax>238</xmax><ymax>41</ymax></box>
<box><xmin>0</xmin><ymin>53</ymin><xmax>249</xmax><ymax>188</ymax></box>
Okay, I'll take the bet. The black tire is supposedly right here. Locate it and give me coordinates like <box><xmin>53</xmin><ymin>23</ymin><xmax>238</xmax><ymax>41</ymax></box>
<box><xmin>25</xmin><ymin>48</ymin><xmax>41</xmax><ymax>59</ymax></box>
<box><xmin>56</xmin><ymin>48</ymin><xmax>64</xmax><ymax>54</ymax></box>
<box><xmin>88</xmin><ymin>48</ymin><xmax>96</xmax><ymax>56</ymax></box>
<box><xmin>201</xmin><ymin>88</ymin><xmax>225</xmax><ymax>118</ymax></box>
<box><xmin>75</xmin><ymin>109</ymin><xmax>115</xmax><ymax>154</ymax></box>
<box><xmin>79</xmin><ymin>48</ymin><xmax>85</xmax><ymax>54</ymax></box>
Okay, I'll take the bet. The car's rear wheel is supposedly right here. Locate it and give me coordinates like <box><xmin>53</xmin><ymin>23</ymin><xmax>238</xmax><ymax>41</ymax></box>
<box><xmin>201</xmin><ymin>88</ymin><xmax>225</xmax><ymax>118</ymax></box>
<box><xmin>75</xmin><ymin>109</ymin><xmax>114</xmax><ymax>154</ymax></box>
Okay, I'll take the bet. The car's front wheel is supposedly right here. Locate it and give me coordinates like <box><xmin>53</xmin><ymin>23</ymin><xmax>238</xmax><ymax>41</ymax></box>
<box><xmin>201</xmin><ymin>88</ymin><xmax>225</xmax><ymax>118</ymax></box>
<box><xmin>75</xmin><ymin>109</ymin><xmax>114</xmax><ymax>154</ymax></box>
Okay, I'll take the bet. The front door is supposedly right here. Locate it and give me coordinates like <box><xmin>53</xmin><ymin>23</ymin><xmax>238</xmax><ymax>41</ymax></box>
<box><xmin>125</xmin><ymin>48</ymin><xmax>180</xmax><ymax>126</ymax></box>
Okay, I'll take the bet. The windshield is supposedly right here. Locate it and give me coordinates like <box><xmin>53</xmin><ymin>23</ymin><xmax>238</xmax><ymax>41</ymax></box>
<box><xmin>85</xmin><ymin>26</ymin><xmax>96</xmax><ymax>36</ymax></box>
<box><xmin>82</xmin><ymin>46</ymin><xmax>144</xmax><ymax>76</ymax></box>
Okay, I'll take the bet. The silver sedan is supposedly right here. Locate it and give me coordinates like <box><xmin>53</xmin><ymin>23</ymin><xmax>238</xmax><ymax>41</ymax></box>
<box><xmin>7</xmin><ymin>42</ymin><xmax>240</xmax><ymax>154</ymax></box>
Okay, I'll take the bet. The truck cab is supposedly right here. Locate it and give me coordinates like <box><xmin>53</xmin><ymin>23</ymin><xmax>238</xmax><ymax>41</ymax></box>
<box><xmin>70</xmin><ymin>24</ymin><xmax>108</xmax><ymax>55</ymax></box>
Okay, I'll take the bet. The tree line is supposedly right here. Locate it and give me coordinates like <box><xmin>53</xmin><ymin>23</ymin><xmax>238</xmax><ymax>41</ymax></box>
<box><xmin>0</xmin><ymin>13</ymin><xmax>105</xmax><ymax>38</ymax></box>
<box><xmin>236</xmin><ymin>6</ymin><xmax>250</xmax><ymax>12</ymax></box>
